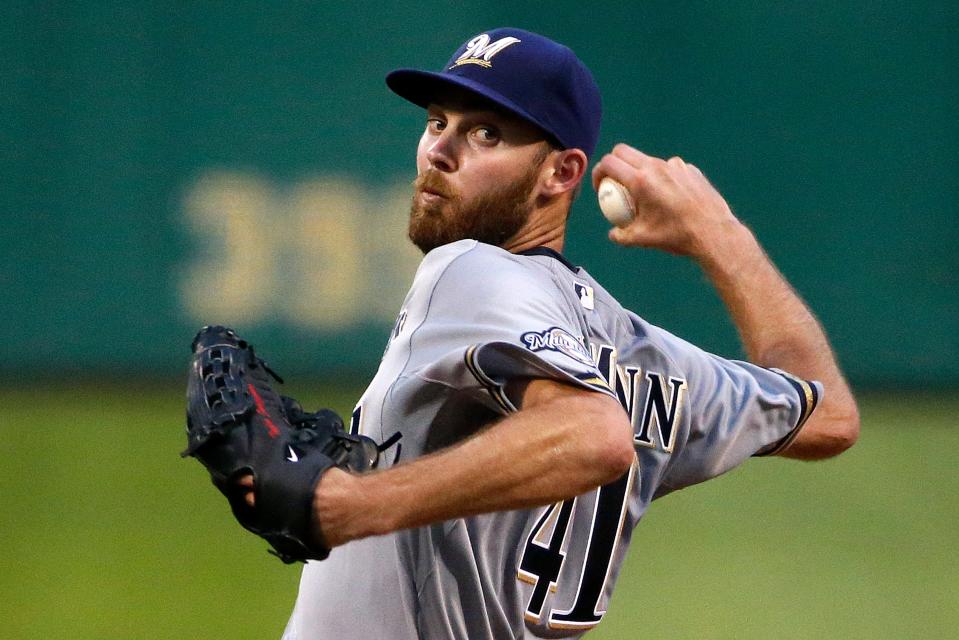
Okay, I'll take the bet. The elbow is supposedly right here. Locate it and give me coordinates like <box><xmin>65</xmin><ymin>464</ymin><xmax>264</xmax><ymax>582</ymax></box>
<box><xmin>824</xmin><ymin>392</ymin><xmax>861</xmax><ymax>456</ymax></box>
<box><xmin>816</xmin><ymin>417</ymin><xmax>859</xmax><ymax>459</ymax></box>
<box><xmin>795</xmin><ymin>401</ymin><xmax>860</xmax><ymax>460</ymax></box>
<box><xmin>591</xmin><ymin>402</ymin><xmax>636</xmax><ymax>481</ymax></box>
<box><xmin>830</xmin><ymin>403</ymin><xmax>860</xmax><ymax>455</ymax></box>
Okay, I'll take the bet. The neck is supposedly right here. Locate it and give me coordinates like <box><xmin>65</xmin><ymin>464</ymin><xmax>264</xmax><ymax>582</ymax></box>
<box><xmin>502</xmin><ymin>200</ymin><xmax>568</xmax><ymax>254</ymax></box>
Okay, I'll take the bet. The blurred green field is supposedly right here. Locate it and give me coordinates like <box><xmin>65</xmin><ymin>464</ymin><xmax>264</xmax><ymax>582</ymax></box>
<box><xmin>1</xmin><ymin>386</ymin><xmax>956</xmax><ymax>639</ymax></box>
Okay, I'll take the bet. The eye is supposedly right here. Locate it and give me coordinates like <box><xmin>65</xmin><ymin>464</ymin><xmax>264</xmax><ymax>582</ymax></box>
<box><xmin>426</xmin><ymin>117</ymin><xmax>446</xmax><ymax>134</ymax></box>
<box><xmin>471</xmin><ymin>126</ymin><xmax>499</xmax><ymax>144</ymax></box>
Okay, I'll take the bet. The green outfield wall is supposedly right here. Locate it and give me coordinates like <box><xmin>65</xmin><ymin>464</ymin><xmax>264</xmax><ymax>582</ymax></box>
<box><xmin>3</xmin><ymin>2</ymin><xmax>956</xmax><ymax>386</ymax></box>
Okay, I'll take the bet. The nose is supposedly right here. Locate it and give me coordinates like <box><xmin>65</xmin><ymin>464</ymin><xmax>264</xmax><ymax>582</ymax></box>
<box><xmin>425</xmin><ymin>131</ymin><xmax>457</xmax><ymax>173</ymax></box>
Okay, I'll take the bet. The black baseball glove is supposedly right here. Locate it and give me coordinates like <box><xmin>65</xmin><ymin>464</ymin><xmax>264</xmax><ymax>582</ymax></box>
<box><xmin>182</xmin><ymin>325</ymin><xmax>382</xmax><ymax>563</ymax></box>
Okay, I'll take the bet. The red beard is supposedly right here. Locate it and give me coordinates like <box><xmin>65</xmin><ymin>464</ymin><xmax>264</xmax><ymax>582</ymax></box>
<box><xmin>408</xmin><ymin>163</ymin><xmax>541</xmax><ymax>254</ymax></box>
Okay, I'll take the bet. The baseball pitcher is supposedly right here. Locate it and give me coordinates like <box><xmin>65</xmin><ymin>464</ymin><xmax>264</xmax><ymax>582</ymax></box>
<box><xmin>183</xmin><ymin>27</ymin><xmax>858</xmax><ymax>640</ymax></box>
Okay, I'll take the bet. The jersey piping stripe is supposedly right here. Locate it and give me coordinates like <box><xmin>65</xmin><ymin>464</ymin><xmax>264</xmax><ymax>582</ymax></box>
<box><xmin>464</xmin><ymin>345</ymin><xmax>518</xmax><ymax>414</ymax></box>
<box><xmin>575</xmin><ymin>374</ymin><xmax>616</xmax><ymax>396</ymax></box>
<box><xmin>757</xmin><ymin>370</ymin><xmax>820</xmax><ymax>456</ymax></box>
<box><xmin>465</xmin><ymin>343</ymin><xmax>616</xmax><ymax>413</ymax></box>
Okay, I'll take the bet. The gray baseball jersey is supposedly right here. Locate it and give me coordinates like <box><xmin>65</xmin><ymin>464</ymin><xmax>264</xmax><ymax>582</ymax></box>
<box><xmin>282</xmin><ymin>239</ymin><xmax>820</xmax><ymax>640</ymax></box>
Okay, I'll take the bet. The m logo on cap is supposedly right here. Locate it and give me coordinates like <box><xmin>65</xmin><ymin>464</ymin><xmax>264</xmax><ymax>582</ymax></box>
<box><xmin>449</xmin><ymin>34</ymin><xmax>521</xmax><ymax>69</ymax></box>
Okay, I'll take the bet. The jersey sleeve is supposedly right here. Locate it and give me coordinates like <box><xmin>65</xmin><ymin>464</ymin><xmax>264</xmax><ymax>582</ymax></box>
<box><xmin>403</xmin><ymin>245</ymin><xmax>614</xmax><ymax>414</ymax></box>
<box><xmin>656</xmin><ymin>348</ymin><xmax>822</xmax><ymax>495</ymax></box>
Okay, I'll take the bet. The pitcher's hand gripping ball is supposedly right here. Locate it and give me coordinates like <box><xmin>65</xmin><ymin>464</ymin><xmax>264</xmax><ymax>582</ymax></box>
<box><xmin>182</xmin><ymin>325</ymin><xmax>383</xmax><ymax>563</ymax></box>
<box><xmin>597</xmin><ymin>177</ymin><xmax>636</xmax><ymax>227</ymax></box>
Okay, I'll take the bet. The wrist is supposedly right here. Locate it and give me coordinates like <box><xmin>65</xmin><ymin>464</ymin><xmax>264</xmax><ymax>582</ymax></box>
<box><xmin>312</xmin><ymin>468</ymin><xmax>371</xmax><ymax>548</ymax></box>
<box><xmin>693</xmin><ymin>219</ymin><xmax>759</xmax><ymax>275</ymax></box>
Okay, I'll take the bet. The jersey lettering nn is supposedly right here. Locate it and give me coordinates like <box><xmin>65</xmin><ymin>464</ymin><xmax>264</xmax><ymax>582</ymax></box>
<box><xmin>282</xmin><ymin>240</ymin><xmax>820</xmax><ymax>640</ymax></box>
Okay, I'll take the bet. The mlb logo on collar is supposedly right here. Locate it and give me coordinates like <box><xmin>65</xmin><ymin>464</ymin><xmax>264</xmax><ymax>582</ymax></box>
<box><xmin>449</xmin><ymin>34</ymin><xmax>521</xmax><ymax>69</ymax></box>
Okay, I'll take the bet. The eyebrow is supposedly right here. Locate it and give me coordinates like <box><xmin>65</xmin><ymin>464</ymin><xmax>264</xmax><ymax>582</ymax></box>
<box><xmin>426</xmin><ymin>104</ymin><xmax>535</xmax><ymax>138</ymax></box>
<box><xmin>427</xmin><ymin>102</ymin><xmax>507</xmax><ymax>120</ymax></box>
<box><xmin>425</xmin><ymin>100</ymin><xmax>557</xmax><ymax>146</ymax></box>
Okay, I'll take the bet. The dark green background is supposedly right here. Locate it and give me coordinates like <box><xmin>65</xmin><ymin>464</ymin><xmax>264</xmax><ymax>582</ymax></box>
<box><xmin>3</xmin><ymin>1</ymin><xmax>956</xmax><ymax>386</ymax></box>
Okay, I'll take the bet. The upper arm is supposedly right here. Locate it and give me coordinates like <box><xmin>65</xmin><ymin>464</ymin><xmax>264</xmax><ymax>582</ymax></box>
<box><xmin>508</xmin><ymin>377</ymin><xmax>636</xmax><ymax>476</ymax></box>
<box><xmin>659</xmin><ymin>354</ymin><xmax>824</xmax><ymax>492</ymax></box>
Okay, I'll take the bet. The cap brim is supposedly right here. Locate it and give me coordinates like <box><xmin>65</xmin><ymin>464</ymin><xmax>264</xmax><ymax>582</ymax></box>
<box><xmin>386</xmin><ymin>69</ymin><xmax>564</xmax><ymax>148</ymax></box>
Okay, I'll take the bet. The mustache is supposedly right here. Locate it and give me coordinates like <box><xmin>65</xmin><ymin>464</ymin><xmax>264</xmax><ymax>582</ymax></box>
<box><xmin>413</xmin><ymin>171</ymin><xmax>456</xmax><ymax>198</ymax></box>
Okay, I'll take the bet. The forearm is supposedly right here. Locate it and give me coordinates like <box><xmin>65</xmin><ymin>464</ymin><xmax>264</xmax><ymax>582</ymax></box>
<box><xmin>313</xmin><ymin>383</ymin><xmax>634</xmax><ymax>547</ymax></box>
<box><xmin>698</xmin><ymin>223</ymin><xmax>827</xmax><ymax>367</ymax></box>
<box><xmin>697</xmin><ymin>222</ymin><xmax>859</xmax><ymax>458</ymax></box>
<box><xmin>592</xmin><ymin>145</ymin><xmax>858</xmax><ymax>458</ymax></box>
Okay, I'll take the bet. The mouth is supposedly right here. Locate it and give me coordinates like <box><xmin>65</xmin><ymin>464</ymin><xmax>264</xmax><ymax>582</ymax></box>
<box><xmin>413</xmin><ymin>186</ymin><xmax>451</xmax><ymax>213</ymax></box>
<box><xmin>414</xmin><ymin>172</ymin><xmax>454</xmax><ymax>200</ymax></box>
<box><xmin>420</xmin><ymin>187</ymin><xmax>446</xmax><ymax>198</ymax></box>
<box><xmin>415</xmin><ymin>189</ymin><xmax>446</xmax><ymax>209</ymax></box>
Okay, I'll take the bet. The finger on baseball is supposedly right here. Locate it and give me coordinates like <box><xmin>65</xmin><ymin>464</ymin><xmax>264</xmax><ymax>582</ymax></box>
<box><xmin>608</xmin><ymin>226</ymin><xmax>628</xmax><ymax>244</ymax></box>
<box><xmin>611</xmin><ymin>143</ymin><xmax>658</xmax><ymax>168</ymax></box>
<box><xmin>591</xmin><ymin>153</ymin><xmax>640</xmax><ymax>191</ymax></box>
<box><xmin>592</xmin><ymin>144</ymin><xmax>657</xmax><ymax>189</ymax></box>
<box><xmin>608</xmin><ymin>225</ymin><xmax>651</xmax><ymax>247</ymax></box>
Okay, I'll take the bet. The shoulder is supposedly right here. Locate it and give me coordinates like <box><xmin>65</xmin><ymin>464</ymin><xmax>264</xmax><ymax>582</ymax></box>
<box><xmin>423</xmin><ymin>240</ymin><xmax>546</xmax><ymax>278</ymax></box>
<box><xmin>423</xmin><ymin>241</ymin><xmax>560</xmax><ymax>304</ymax></box>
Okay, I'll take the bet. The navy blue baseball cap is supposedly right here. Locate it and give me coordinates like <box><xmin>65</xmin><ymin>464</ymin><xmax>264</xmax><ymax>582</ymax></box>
<box><xmin>386</xmin><ymin>28</ymin><xmax>602</xmax><ymax>159</ymax></box>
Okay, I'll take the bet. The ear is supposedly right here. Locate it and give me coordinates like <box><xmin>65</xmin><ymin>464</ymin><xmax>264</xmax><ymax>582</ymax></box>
<box><xmin>540</xmin><ymin>148</ymin><xmax>588</xmax><ymax>198</ymax></box>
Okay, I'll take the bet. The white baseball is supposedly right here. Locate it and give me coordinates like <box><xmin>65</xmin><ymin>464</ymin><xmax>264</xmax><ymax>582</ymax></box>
<box><xmin>597</xmin><ymin>177</ymin><xmax>635</xmax><ymax>227</ymax></box>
